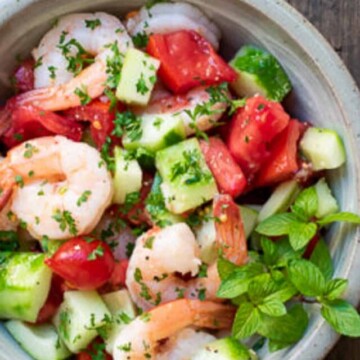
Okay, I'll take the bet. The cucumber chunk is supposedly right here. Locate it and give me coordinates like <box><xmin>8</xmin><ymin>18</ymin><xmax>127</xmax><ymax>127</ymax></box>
<box><xmin>101</xmin><ymin>289</ymin><xmax>136</xmax><ymax>353</ymax></box>
<box><xmin>116</xmin><ymin>48</ymin><xmax>160</xmax><ymax>106</ymax></box>
<box><xmin>113</xmin><ymin>147</ymin><xmax>143</xmax><ymax>205</ymax></box>
<box><xmin>192</xmin><ymin>337</ymin><xmax>253</xmax><ymax>360</ymax></box>
<box><xmin>315</xmin><ymin>178</ymin><xmax>339</xmax><ymax>219</ymax></box>
<box><xmin>123</xmin><ymin>113</ymin><xmax>186</xmax><ymax>154</ymax></box>
<box><xmin>156</xmin><ymin>138</ymin><xmax>218</xmax><ymax>214</ymax></box>
<box><xmin>53</xmin><ymin>291</ymin><xmax>111</xmax><ymax>353</ymax></box>
<box><xmin>240</xmin><ymin>205</ymin><xmax>259</xmax><ymax>237</ymax></box>
<box><xmin>300</xmin><ymin>127</ymin><xmax>346</xmax><ymax>171</ymax></box>
<box><xmin>0</xmin><ymin>252</ymin><xmax>52</xmax><ymax>322</ymax></box>
<box><xmin>5</xmin><ymin>321</ymin><xmax>71</xmax><ymax>360</ymax></box>
<box><xmin>258</xmin><ymin>180</ymin><xmax>301</xmax><ymax>222</ymax></box>
<box><xmin>145</xmin><ymin>173</ymin><xmax>183</xmax><ymax>227</ymax></box>
<box><xmin>230</xmin><ymin>45</ymin><xmax>292</xmax><ymax>102</ymax></box>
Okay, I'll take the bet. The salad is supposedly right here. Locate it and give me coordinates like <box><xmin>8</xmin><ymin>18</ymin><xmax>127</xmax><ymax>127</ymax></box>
<box><xmin>0</xmin><ymin>1</ymin><xmax>359</xmax><ymax>359</ymax></box>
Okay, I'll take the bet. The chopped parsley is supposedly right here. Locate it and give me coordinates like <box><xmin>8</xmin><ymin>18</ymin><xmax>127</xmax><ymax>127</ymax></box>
<box><xmin>153</xmin><ymin>117</ymin><xmax>163</xmax><ymax>129</ymax></box>
<box><xmin>58</xmin><ymin>310</ymin><xmax>71</xmax><ymax>342</ymax></box>
<box><xmin>74</xmin><ymin>85</ymin><xmax>92</xmax><ymax>105</ymax></box>
<box><xmin>87</xmin><ymin>245</ymin><xmax>105</xmax><ymax>260</ymax></box>
<box><xmin>198</xmin><ymin>263</ymin><xmax>208</xmax><ymax>278</ymax></box>
<box><xmin>100</xmin><ymin>137</ymin><xmax>115</xmax><ymax>172</ymax></box>
<box><xmin>118</xmin><ymin>342</ymin><xmax>132</xmax><ymax>352</ymax></box>
<box><xmin>105</xmin><ymin>41</ymin><xmax>124</xmax><ymax>89</ymax></box>
<box><xmin>143</xmin><ymin>236</ymin><xmax>155</xmax><ymax>249</ymax></box>
<box><xmin>136</xmin><ymin>73</ymin><xmax>150</xmax><ymax>95</ymax></box>
<box><xmin>112</xmin><ymin>110</ymin><xmax>143</xmax><ymax>142</ymax></box>
<box><xmin>132</xmin><ymin>32</ymin><xmax>149</xmax><ymax>48</ymax></box>
<box><xmin>15</xmin><ymin>175</ymin><xmax>24</xmax><ymax>188</ymax></box>
<box><xmin>52</xmin><ymin>209</ymin><xmax>78</xmax><ymax>235</ymax></box>
<box><xmin>77</xmin><ymin>190</ymin><xmax>92</xmax><ymax>207</ymax></box>
<box><xmin>23</xmin><ymin>142</ymin><xmax>39</xmax><ymax>158</ymax></box>
<box><xmin>48</xmin><ymin>66</ymin><xmax>57</xmax><ymax>79</ymax></box>
<box><xmin>85</xmin><ymin>18</ymin><xmax>102</xmax><ymax>30</ymax></box>
<box><xmin>34</xmin><ymin>56</ymin><xmax>43</xmax><ymax>69</ymax></box>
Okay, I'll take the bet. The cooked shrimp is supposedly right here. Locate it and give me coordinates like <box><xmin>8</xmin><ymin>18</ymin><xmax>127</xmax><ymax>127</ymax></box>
<box><xmin>126</xmin><ymin>3</ymin><xmax>221</xmax><ymax>50</ymax></box>
<box><xmin>113</xmin><ymin>299</ymin><xmax>235</xmax><ymax>359</ymax></box>
<box><xmin>135</xmin><ymin>86</ymin><xmax>229</xmax><ymax>137</ymax></box>
<box><xmin>157</xmin><ymin>328</ymin><xmax>216</xmax><ymax>360</ymax></box>
<box><xmin>16</xmin><ymin>13</ymin><xmax>133</xmax><ymax>111</ymax></box>
<box><xmin>0</xmin><ymin>136</ymin><xmax>113</xmax><ymax>240</ymax></box>
<box><xmin>126</xmin><ymin>195</ymin><xmax>247</xmax><ymax>311</ymax></box>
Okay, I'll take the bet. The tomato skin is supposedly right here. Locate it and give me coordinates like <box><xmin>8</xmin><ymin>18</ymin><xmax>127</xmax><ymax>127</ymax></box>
<box><xmin>200</xmin><ymin>137</ymin><xmax>247</xmax><ymax>198</ymax></box>
<box><xmin>1</xmin><ymin>103</ymin><xmax>84</xmax><ymax>148</ymax></box>
<box><xmin>45</xmin><ymin>238</ymin><xmax>115</xmax><ymax>290</ymax></box>
<box><xmin>76</xmin><ymin>338</ymin><xmax>112</xmax><ymax>360</ymax></box>
<box><xmin>109</xmin><ymin>259</ymin><xmax>129</xmax><ymax>288</ymax></box>
<box><xmin>12</xmin><ymin>59</ymin><xmax>35</xmax><ymax>93</ymax></box>
<box><xmin>226</xmin><ymin>96</ymin><xmax>290</xmax><ymax>178</ymax></box>
<box><xmin>147</xmin><ymin>30</ymin><xmax>237</xmax><ymax>94</ymax></box>
<box><xmin>255</xmin><ymin>119</ymin><xmax>305</xmax><ymax>187</ymax></box>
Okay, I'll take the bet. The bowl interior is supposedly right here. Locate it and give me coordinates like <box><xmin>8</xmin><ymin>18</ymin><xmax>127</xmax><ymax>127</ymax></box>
<box><xmin>0</xmin><ymin>1</ymin><xmax>359</xmax><ymax>359</ymax></box>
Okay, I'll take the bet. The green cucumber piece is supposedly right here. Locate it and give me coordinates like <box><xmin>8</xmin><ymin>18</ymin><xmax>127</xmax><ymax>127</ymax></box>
<box><xmin>113</xmin><ymin>147</ymin><xmax>143</xmax><ymax>205</ymax></box>
<box><xmin>145</xmin><ymin>173</ymin><xmax>183</xmax><ymax>227</ymax></box>
<box><xmin>0</xmin><ymin>252</ymin><xmax>52</xmax><ymax>322</ymax></box>
<box><xmin>315</xmin><ymin>178</ymin><xmax>339</xmax><ymax>219</ymax></box>
<box><xmin>5</xmin><ymin>321</ymin><xmax>71</xmax><ymax>360</ymax></box>
<box><xmin>300</xmin><ymin>127</ymin><xmax>346</xmax><ymax>171</ymax></box>
<box><xmin>240</xmin><ymin>205</ymin><xmax>259</xmax><ymax>238</ymax></box>
<box><xmin>230</xmin><ymin>45</ymin><xmax>292</xmax><ymax>102</ymax></box>
<box><xmin>53</xmin><ymin>291</ymin><xmax>111</xmax><ymax>353</ymax></box>
<box><xmin>116</xmin><ymin>48</ymin><xmax>160</xmax><ymax>106</ymax></box>
<box><xmin>156</xmin><ymin>138</ymin><xmax>218</xmax><ymax>214</ymax></box>
<box><xmin>101</xmin><ymin>289</ymin><xmax>136</xmax><ymax>353</ymax></box>
<box><xmin>123</xmin><ymin>113</ymin><xmax>186</xmax><ymax>154</ymax></box>
<box><xmin>258</xmin><ymin>180</ymin><xmax>301</xmax><ymax>222</ymax></box>
<box><xmin>192</xmin><ymin>337</ymin><xmax>253</xmax><ymax>360</ymax></box>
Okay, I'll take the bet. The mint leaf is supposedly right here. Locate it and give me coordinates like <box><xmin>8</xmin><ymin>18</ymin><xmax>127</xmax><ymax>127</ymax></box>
<box><xmin>268</xmin><ymin>339</ymin><xmax>293</xmax><ymax>352</ymax></box>
<box><xmin>288</xmin><ymin>221</ymin><xmax>317</xmax><ymax>250</ymax></box>
<box><xmin>309</xmin><ymin>238</ymin><xmax>333</xmax><ymax>281</ymax></box>
<box><xmin>291</xmin><ymin>186</ymin><xmax>318</xmax><ymax>221</ymax></box>
<box><xmin>217</xmin><ymin>257</ymin><xmax>238</xmax><ymax>281</ymax></box>
<box><xmin>265</xmin><ymin>238</ymin><xmax>301</xmax><ymax>268</ymax></box>
<box><xmin>258</xmin><ymin>304</ymin><xmax>309</xmax><ymax>343</ymax></box>
<box><xmin>288</xmin><ymin>259</ymin><xmax>325</xmax><ymax>297</ymax></box>
<box><xmin>261</xmin><ymin>237</ymin><xmax>277</xmax><ymax>266</ymax></box>
<box><xmin>321</xmin><ymin>299</ymin><xmax>360</xmax><ymax>337</ymax></box>
<box><xmin>264</xmin><ymin>279</ymin><xmax>298</xmax><ymax>303</ymax></box>
<box><xmin>217</xmin><ymin>262</ymin><xmax>264</xmax><ymax>299</ymax></box>
<box><xmin>256</xmin><ymin>213</ymin><xmax>298</xmax><ymax>236</ymax></box>
<box><xmin>324</xmin><ymin>279</ymin><xmax>348</xmax><ymax>301</ymax></box>
<box><xmin>258</xmin><ymin>298</ymin><xmax>287</xmax><ymax>317</ymax></box>
<box><xmin>247</xmin><ymin>273</ymin><xmax>272</xmax><ymax>303</ymax></box>
<box><xmin>232</xmin><ymin>302</ymin><xmax>261</xmax><ymax>339</ymax></box>
<box><xmin>317</xmin><ymin>212</ymin><xmax>360</xmax><ymax>226</ymax></box>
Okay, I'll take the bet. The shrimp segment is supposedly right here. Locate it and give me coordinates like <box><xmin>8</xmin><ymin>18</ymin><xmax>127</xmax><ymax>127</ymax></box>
<box><xmin>16</xmin><ymin>12</ymin><xmax>133</xmax><ymax>111</ymax></box>
<box><xmin>113</xmin><ymin>299</ymin><xmax>235</xmax><ymax>359</ymax></box>
<box><xmin>0</xmin><ymin>136</ymin><xmax>113</xmax><ymax>240</ymax></box>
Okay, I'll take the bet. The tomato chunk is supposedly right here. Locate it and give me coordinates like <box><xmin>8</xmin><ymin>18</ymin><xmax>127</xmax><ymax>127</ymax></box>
<box><xmin>226</xmin><ymin>95</ymin><xmax>290</xmax><ymax>179</ymax></box>
<box><xmin>45</xmin><ymin>238</ymin><xmax>115</xmax><ymax>290</ymax></box>
<box><xmin>109</xmin><ymin>259</ymin><xmax>129</xmax><ymax>288</ymax></box>
<box><xmin>200</xmin><ymin>137</ymin><xmax>247</xmax><ymax>198</ymax></box>
<box><xmin>1</xmin><ymin>102</ymin><xmax>83</xmax><ymax>148</ymax></box>
<box><xmin>12</xmin><ymin>59</ymin><xmax>35</xmax><ymax>93</ymax></box>
<box><xmin>255</xmin><ymin>120</ymin><xmax>305</xmax><ymax>187</ymax></box>
<box><xmin>147</xmin><ymin>30</ymin><xmax>237</xmax><ymax>94</ymax></box>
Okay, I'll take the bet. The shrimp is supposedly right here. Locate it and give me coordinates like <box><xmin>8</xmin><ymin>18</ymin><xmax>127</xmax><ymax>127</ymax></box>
<box><xmin>135</xmin><ymin>86</ymin><xmax>229</xmax><ymax>137</ymax></box>
<box><xmin>126</xmin><ymin>195</ymin><xmax>247</xmax><ymax>311</ymax></box>
<box><xmin>0</xmin><ymin>136</ymin><xmax>113</xmax><ymax>240</ymax></box>
<box><xmin>126</xmin><ymin>3</ymin><xmax>221</xmax><ymax>50</ymax></box>
<box><xmin>16</xmin><ymin>13</ymin><xmax>133</xmax><ymax>111</ymax></box>
<box><xmin>157</xmin><ymin>328</ymin><xmax>216</xmax><ymax>360</ymax></box>
<box><xmin>113</xmin><ymin>298</ymin><xmax>235</xmax><ymax>359</ymax></box>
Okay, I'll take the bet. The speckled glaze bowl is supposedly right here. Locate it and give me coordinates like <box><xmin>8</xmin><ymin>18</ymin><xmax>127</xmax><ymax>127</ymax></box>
<box><xmin>0</xmin><ymin>0</ymin><xmax>359</xmax><ymax>359</ymax></box>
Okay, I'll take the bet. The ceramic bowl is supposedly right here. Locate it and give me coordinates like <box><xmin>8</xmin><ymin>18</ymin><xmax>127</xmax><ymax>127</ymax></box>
<box><xmin>0</xmin><ymin>0</ymin><xmax>359</xmax><ymax>359</ymax></box>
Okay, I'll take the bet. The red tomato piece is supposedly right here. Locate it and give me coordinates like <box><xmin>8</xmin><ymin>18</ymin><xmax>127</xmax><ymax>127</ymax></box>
<box><xmin>200</xmin><ymin>137</ymin><xmax>247</xmax><ymax>198</ymax></box>
<box><xmin>76</xmin><ymin>338</ymin><xmax>112</xmax><ymax>360</ymax></box>
<box><xmin>36</xmin><ymin>275</ymin><xmax>65</xmax><ymax>324</ymax></box>
<box><xmin>255</xmin><ymin>119</ymin><xmax>306</xmax><ymax>187</ymax></box>
<box><xmin>63</xmin><ymin>98</ymin><xmax>125</xmax><ymax>148</ymax></box>
<box><xmin>45</xmin><ymin>238</ymin><xmax>115</xmax><ymax>290</ymax></box>
<box><xmin>109</xmin><ymin>259</ymin><xmax>129</xmax><ymax>288</ymax></box>
<box><xmin>12</xmin><ymin>59</ymin><xmax>35</xmax><ymax>93</ymax></box>
<box><xmin>147</xmin><ymin>30</ymin><xmax>237</xmax><ymax>94</ymax></box>
<box><xmin>226</xmin><ymin>95</ymin><xmax>290</xmax><ymax>179</ymax></box>
<box><xmin>1</xmin><ymin>102</ymin><xmax>84</xmax><ymax>148</ymax></box>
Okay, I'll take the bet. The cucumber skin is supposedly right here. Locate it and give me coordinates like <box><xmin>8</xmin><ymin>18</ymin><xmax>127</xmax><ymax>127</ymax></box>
<box><xmin>0</xmin><ymin>252</ymin><xmax>52</xmax><ymax>322</ymax></box>
<box><xmin>231</xmin><ymin>45</ymin><xmax>292</xmax><ymax>102</ymax></box>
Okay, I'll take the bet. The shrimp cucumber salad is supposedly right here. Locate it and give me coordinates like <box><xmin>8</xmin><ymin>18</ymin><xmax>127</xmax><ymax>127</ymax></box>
<box><xmin>0</xmin><ymin>1</ymin><xmax>359</xmax><ymax>359</ymax></box>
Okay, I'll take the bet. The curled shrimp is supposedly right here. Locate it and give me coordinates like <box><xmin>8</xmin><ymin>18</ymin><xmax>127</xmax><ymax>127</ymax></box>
<box><xmin>135</xmin><ymin>86</ymin><xmax>229</xmax><ymax>137</ymax></box>
<box><xmin>126</xmin><ymin>195</ymin><xmax>247</xmax><ymax>311</ymax></box>
<box><xmin>16</xmin><ymin>13</ymin><xmax>133</xmax><ymax>111</ymax></box>
<box><xmin>0</xmin><ymin>136</ymin><xmax>113</xmax><ymax>240</ymax></box>
<box><xmin>126</xmin><ymin>2</ymin><xmax>221</xmax><ymax>50</ymax></box>
<box><xmin>113</xmin><ymin>298</ymin><xmax>235</xmax><ymax>359</ymax></box>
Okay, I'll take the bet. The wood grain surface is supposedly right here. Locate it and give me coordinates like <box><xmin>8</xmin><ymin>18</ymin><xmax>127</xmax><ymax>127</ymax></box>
<box><xmin>286</xmin><ymin>1</ymin><xmax>360</xmax><ymax>359</ymax></box>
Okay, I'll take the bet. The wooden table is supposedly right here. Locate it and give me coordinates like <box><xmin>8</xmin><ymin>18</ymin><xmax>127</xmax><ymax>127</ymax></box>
<box><xmin>287</xmin><ymin>1</ymin><xmax>360</xmax><ymax>359</ymax></box>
